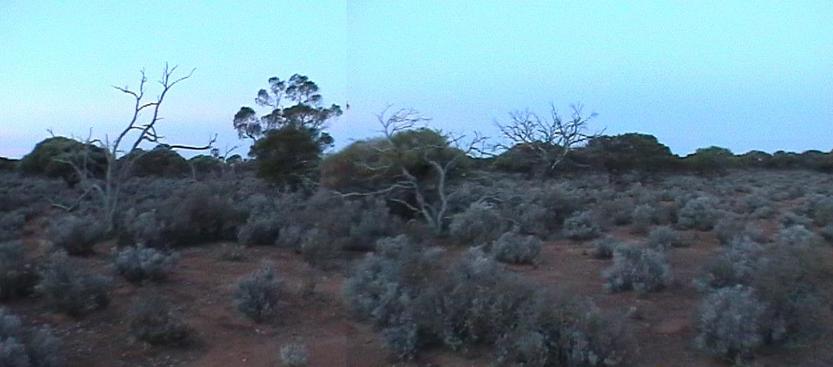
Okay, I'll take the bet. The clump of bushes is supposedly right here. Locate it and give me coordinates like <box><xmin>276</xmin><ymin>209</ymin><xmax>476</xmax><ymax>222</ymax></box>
<box><xmin>279</xmin><ymin>342</ymin><xmax>309</xmax><ymax>367</ymax></box>
<box><xmin>490</xmin><ymin>231</ymin><xmax>542</xmax><ymax>265</ymax></box>
<box><xmin>677</xmin><ymin>197</ymin><xmax>720</xmax><ymax>231</ymax></box>
<box><xmin>0</xmin><ymin>241</ymin><xmax>38</xmax><ymax>300</ymax></box>
<box><xmin>694</xmin><ymin>285</ymin><xmax>767</xmax><ymax>363</ymax></box>
<box><xmin>563</xmin><ymin>210</ymin><xmax>602</xmax><ymax>241</ymax></box>
<box><xmin>603</xmin><ymin>246</ymin><xmax>671</xmax><ymax>293</ymax></box>
<box><xmin>233</xmin><ymin>264</ymin><xmax>281</xmax><ymax>322</ymax></box>
<box><xmin>0</xmin><ymin>308</ymin><xmax>63</xmax><ymax>367</ymax></box>
<box><xmin>0</xmin><ymin>210</ymin><xmax>26</xmax><ymax>242</ymax></box>
<box><xmin>114</xmin><ymin>246</ymin><xmax>178</xmax><ymax>283</ymax></box>
<box><xmin>646</xmin><ymin>226</ymin><xmax>684</xmax><ymax>249</ymax></box>
<box><xmin>344</xmin><ymin>237</ymin><xmax>633</xmax><ymax>363</ymax></box>
<box><xmin>128</xmin><ymin>295</ymin><xmax>190</xmax><ymax>345</ymax></box>
<box><xmin>48</xmin><ymin>215</ymin><xmax>105</xmax><ymax>255</ymax></box>
<box><xmin>449</xmin><ymin>201</ymin><xmax>508</xmax><ymax>245</ymax></box>
<box><xmin>36</xmin><ymin>252</ymin><xmax>110</xmax><ymax>316</ymax></box>
<box><xmin>161</xmin><ymin>184</ymin><xmax>243</xmax><ymax>246</ymax></box>
<box><xmin>592</xmin><ymin>237</ymin><xmax>622</xmax><ymax>259</ymax></box>
<box><xmin>118</xmin><ymin>210</ymin><xmax>166</xmax><ymax>248</ymax></box>
<box><xmin>630</xmin><ymin>204</ymin><xmax>655</xmax><ymax>234</ymax></box>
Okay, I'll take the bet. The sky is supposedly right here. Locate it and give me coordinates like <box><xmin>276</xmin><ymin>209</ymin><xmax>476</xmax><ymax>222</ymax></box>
<box><xmin>1</xmin><ymin>1</ymin><xmax>832</xmax><ymax>159</ymax></box>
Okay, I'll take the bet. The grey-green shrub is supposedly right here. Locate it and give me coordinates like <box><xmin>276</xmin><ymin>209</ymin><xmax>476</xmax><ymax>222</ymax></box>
<box><xmin>0</xmin><ymin>241</ymin><xmax>37</xmax><ymax>300</ymax></box>
<box><xmin>279</xmin><ymin>342</ymin><xmax>309</xmax><ymax>367</ymax></box>
<box><xmin>592</xmin><ymin>237</ymin><xmax>622</xmax><ymax>260</ymax></box>
<box><xmin>449</xmin><ymin>201</ymin><xmax>508</xmax><ymax>245</ymax></box>
<box><xmin>677</xmin><ymin>197</ymin><xmax>719</xmax><ymax>231</ymax></box>
<box><xmin>114</xmin><ymin>246</ymin><xmax>177</xmax><ymax>283</ymax></box>
<box><xmin>491</xmin><ymin>231</ymin><xmax>542</xmax><ymax>264</ymax></box>
<box><xmin>233</xmin><ymin>264</ymin><xmax>281</xmax><ymax>322</ymax></box>
<box><xmin>695</xmin><ymin>286</ymin><xmax>766</xmax><ymax>363</ymax></box>
<box><xmin>36</xmin><ymin>252</ymin><xmax>110</xmax><ymax>316</ymax></box>
<box><xmin>630</xmin><ymin>204</ymin><xmax>655</xmax><ymax>234</ymax></box>
<box><xmin>647</xmin><ymin>226</ymin><xmax>684</xmax><ymax>249</ymax></box>
<box><xmin>563</xmin><ymin>211</ymin><xmax>601</xmax><ymax>241</ymax></box>
<box><xmin>603</xmin><ymin>246</ymin><xmax>671</xmax><ymax>293</ymax></box>
<box><xmin>0</xmin><ymin>211</ymin><xmax>25</xmax><ymax>242</ymax></box>
<box><xmin>0</xmin><ymin>308</ymin><xmax>63</xmax><ymax>367</ymax></box>
<box><xmin>128</xmin><ymin>295</ymin><xmax>190</xmax><ymax>345</ymax></box>
<box><xmin>776</xmin><ymin>225</ymin><xmax>821</xmax><ymax>247</ymax></box>
<box><xmin>48</xmin><ymin>215</ymin><xmax>105</xmax><ymax>255</ymax></box>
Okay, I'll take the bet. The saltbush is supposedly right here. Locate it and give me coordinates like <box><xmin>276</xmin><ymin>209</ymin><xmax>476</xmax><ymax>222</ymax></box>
<box><xmin>630</xmin><ymin>204</ymin><xmax>655</xmax><ymax>234</ymax></box>
<box><xmin>449</xmin><ymin>201</ymin><xmax>508</xmax><ymax>245</ymax></box>
<box><xmin>0</xmin><ymin>308</ymin><xmax>63</xmax><ymax>367</ymax></box>
<box><xmin>36</xmin><ymin>252</ymin><xmax>110</xmax><ymax>316</ymax></box>
<box><xmin>563</xmin><ymin>211</ymin><xmax>602</xmax><ymax>241</ymax></box>
<box><xmin>0</xmin><ymin>241</ymin><xmax>38</xmax><ymax>300</ymax></box>
<box><xmin>591</xmin><ymin>237</ymin><xmax>622</xmax><ymax>260</ymax></box>
<box><xmin>490</xmin><ymin>231</ymin><xmax>542</xmax><ymax>264</ymax></box>
<box><xmin>114</xmin><ymin>246</ymin><xmax>177</xmax><ymax>283</ymax></box>
<box><xmin>677</xmin><ymin>197</ymin><xmax>720</xmax><ymax>231</ymax></box>
<box><xmin>128</xmin><ymin>295</ymin><xmax>190</xmax><ymax>345</ymax></box>
<box><xmin>603</xmin><ymin>246</ymin><xmax>671</xmax><ymax>293</ymax></box>
<box><xmin>48</xmin><ymin>215</ymin><xmax>105</xmax><ymax>255</ymax></box>
<box><xmin>695</xmin><ymin>286</ymin><xmax>767</xmax><ymax>363</ymax></box>
<box><xmin>646</xmin><ymin>226</ymin><xmax>684</xmax><ymax>249</ymax></box>
<box><xmin>161</xmin><ymin>184</ymin><xmax>243</xmax><ymax>246</ymax></box>
<box><xmin>279</xmin><ymin>342</ymin><xmax>309</xmax><ymax>367</ymax></box>
<box><xmin>233</xmin><ymin>264</ymin><xmax>281</xmax><ymax>322</ymax></box>
<box><xmin>0</xmin><ymin>211</ymin><xmax>25</xmax><ymax>242</ymax></box>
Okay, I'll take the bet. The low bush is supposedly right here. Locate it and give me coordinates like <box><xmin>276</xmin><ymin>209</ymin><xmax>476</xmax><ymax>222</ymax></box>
<box><xmin>490</xmin><ymin>231</ymin><xmax>542</xmax><ymax>264</ymax></box>
<box><xmin>117</xmin><ymin>210</ymin><xmax>166</xmax><ymax>248</ymax></box>
<box><xmin>36</xmin><ymin>252</ymin><xmax>110</xmax><ymax>316</ymax></box>
<box><xmin>161</xmin><ymin>184</ymin><xmax>243</xmax><ymax>246</ymax></box>
<box><xmin>776</xmin><ymin>225</ymin><xmax>821</xmax><ymax>247</ymax></box>
<box><xmin>279</xmin><ymin>342</ymin><xmax>309</xmax><ymax>367</ymax></box>
<box><xmin>0</xmin><ymin>308</ymin><xmax>63</xmax><ymax>367</ymax></box>
<box><xmin>0</xmin><ymin>210</ymin><xmax>26</xmax><ymax>242</ymax></box>
<box><xmin>114</xmin><ymin>246</ymin><xmax>177</xmax><ymax>283</ymax></box>
<box><xmin>449</xmin><ymin>201</ymin><xmax>508</xmax><ymax>245</ymax></box>
<box><xmin>48</xmin><ymin>215</ymin><xmax>105</xmax><ymax>255</ymax></box>
<box><xmin>603</xmin><ymin>246</ymin><xmax>671</xmax><ymax>293</ymax></box>
<box><xmin>695</xmin><ymin>286</ymin><xmax>767</xmax><ymax>363</ymax></box>
<box><xmin>630</xmin><ymin>204</ymin><xmax>655</xmax><ymax>234</ymax></box>
<box><xmin>646</xmin><ymin>226</ymin><xmax>684</xmax><ymax>249</ymax></box>
<box><xmin>0</xmin><ymin>241</ymin><xmax>38</xmax><ymax>300</ymax></box>
<box><xmin>233</xmin><ymin>264</ymin><xmax>281</xmax><ymax>322</ymax></box>
<box><xmin>677</xmin><ymin>197</ymin><xmax>720</xmax><ymax>231</ymax></box>
<box><xmin>128</xmin><ymin>295</ymin><xmax>190</xmax><ymax>345</ymax></box>
<box><xmin>591</xmin><ymin>237</ymin><xmax>622</xmax><ymax>260</ymax></box>
<box><xmin>563</xmin><ymin>211</ymin><xmax>602</xmax><ymax>241</ymax></box>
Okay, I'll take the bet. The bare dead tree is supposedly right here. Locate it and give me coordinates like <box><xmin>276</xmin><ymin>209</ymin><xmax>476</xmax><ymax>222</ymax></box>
<box><xmin>495</xmin><ymin>103</ymin><xmax>600</xmax><ymax>174</ymax></box>
<box><xmin>340</xmin><ymin>106</ymin><xmax>487</xmax><ymax>234</ymax></box>
<box><xmin>55</xmin><ymin>64</ymin><xmax>215</xmax><ymax>230</ymax></box>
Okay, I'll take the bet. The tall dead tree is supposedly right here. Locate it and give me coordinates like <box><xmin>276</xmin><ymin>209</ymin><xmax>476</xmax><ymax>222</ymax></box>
<box><xmin>56</xmin><ymin>64</ymin><xmax>215</xmax><ymax>230</ymax></box>
<box><xmin>495</xmin><ymin>103</ymin><xmax>600</xmax><ymax>174</ymax></box>
<box><xmin>341</xmin><ymin>107</ymin><xmax>486</xmax><ymax>234</ymax></box>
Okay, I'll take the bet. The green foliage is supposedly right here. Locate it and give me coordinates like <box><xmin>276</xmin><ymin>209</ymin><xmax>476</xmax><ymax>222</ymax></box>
<box><xmin>122</xmin><ymin>145</ymin><xmax>189</xmax><ymax>178</ymax></box>
<box><xmin>19</xmin><ymin>137</ymin><xmax>107</xmax><ymax>186</ymax></box>
<box><xmin>682</xmin><ymin>146</ymin><xmax>736</xmax><ymax>175</ymax></box>
<box><xmin>585</xmin><ymin>133</ymin><xmax>678</xmax><ymax>174</ymax></box>
<box><xmin>249</xmin><ymin>126</ymin><xmax>323</xmax><ymax>188</ymax></box>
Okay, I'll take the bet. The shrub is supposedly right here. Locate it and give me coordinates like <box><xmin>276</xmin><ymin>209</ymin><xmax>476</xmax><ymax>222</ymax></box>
<box><xmin>713</xmin><ymin>216</ymin><xmax>745</xmax><ymax>246</ymax></box>
<box><xmin>128</xmin><ymin>295</ymin><xmax>190</xmax><ymax>345</ymax></box>
<box><xmin>563</xmin><ymin>211</ymin><xmax>602</xmax><ymax>241</ymax></box>
<box><xmin>695</xmin><ymin>286</ymin><xmax>767</xmax><ymax>363</ymax></box>
<box><xmin>562</xmin><ymin>307</ymin><xmax>632</xmax><ymax>367</ymax></box>
<box><xmin>0</xmin><ymin>241</ymin><xmax>38</xmax><ymax>300</ymax></box>
<box><xmin>779</xmin><ymin>212</ymin><xmax>812</xmax><ymax>228</ymax></box>
<box><xmin>490</xmin><ymin>231</ymin><xmax>542</xmax><ymax>265</ymax></box>
<box><xmin>696</xmin><ymin>238</ymin><xmax>763</xmax><ymax>290</ymax></box>
<box><xmin>48</xmin><ymin>215</ymin><xmax>105</xmax><ymax>255</ymax></box>
<box><xmin>449</xmin><ymin>201</ymin><xmax>508</xmax><ymax>245</ymax></box>
<box><xmin>776</xmin><ymin>225</ymin><xmax>821</xmax><ymax>247</ymax></box>
<box><xmin>233</xmin><ymin>264</ymin><xmax>281</xmax><ymax>322</ymax></box>
<box><xmin>0</xmin><ymin>308</ymin><xmax>63</xmax><ymax>367</ymax></box>
<box><xmin>162</xmin><ymin>184</ymin><xmax>243</xmax><ymax>246</ymax></box>
<box><xmin>646</xmin><ymin>226</ymin><xmax>684</xmax><ymax>249</ymax></box>
<box><xmin>599</xmin><ymin>198</ymin><xmax>634</xmax><ymax>226</ymax></box>
<box><xmin>279</xmin><ymin>342</ymin><xmax>309</xmax><ymax>367</ymax></box>
<box><xmin>250</xmin><ymin>126</ymin><xmax>325</xmax><ymax>189</ymax></box>
<box><xmin>0</xmin><ymin>211</ymin><xmax>25</xmax><ymax>242</ymax></box>
<box><xmin>114</xmin><ymin>246</ymin><xmax>177</xmax><ymax>283</ymax></box>
<box><xmin>19</xmin><ymin>136</ymin><xmax>107</xmax><ymax>186</ymax></box>
<box><xmin>237</xmin><ymin>216</ymin><xmax>282</xmax><ymax>246</ymax></box>
<box><xmin>820</xmin><ymin>224</ymin><xmax>833</xmax><ymax>242</ymax></box>
<box><xmin>630</xmin><ymin>204</ymin><xmax>655</xmax><ymax>234</ymax></box>
<box><xmin>591</xmin><ymin>237</ymin><xmax>622</xmax><ymax>260</ymax></box>
<box><xmin>36</xmin><ymin>252</ymin><xmax>110</xmax><ymax>316</ymax></box>
<box><xmin>117</xmin><ymin>210</ymin><xmax>165</xmax><ymax>248</ymax></box>
<box><xmin>124</xmin><ymin>145</ymin><xmax>190</xmax><ymax>178</ymax></box>
<box><xmin>808</xmin><ymin>196</ymin><xmax>833</xmax><ymax>226</ymax></box>
<box><xmin>603</xmin><ymin>246</ymin><xmax>671</xmax><ymax>293</ymax></box>
<box><xmin>677</xmin><ymin>197</ymin><xmax>719</xmax><ymax>231</ymax></box>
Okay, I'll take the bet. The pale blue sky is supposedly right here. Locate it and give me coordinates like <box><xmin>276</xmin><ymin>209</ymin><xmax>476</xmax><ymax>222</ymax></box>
<box><xmin>1</xmin><ymin>1</ymin><xmax>832</xmax><ymax>158</ymax></box>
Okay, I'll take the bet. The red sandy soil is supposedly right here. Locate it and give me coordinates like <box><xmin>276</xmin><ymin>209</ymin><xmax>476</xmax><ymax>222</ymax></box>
<box><xmin>8</xmin><ymin>217</ymin><xmax>833</xmax><ymax>367</ymax></box>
